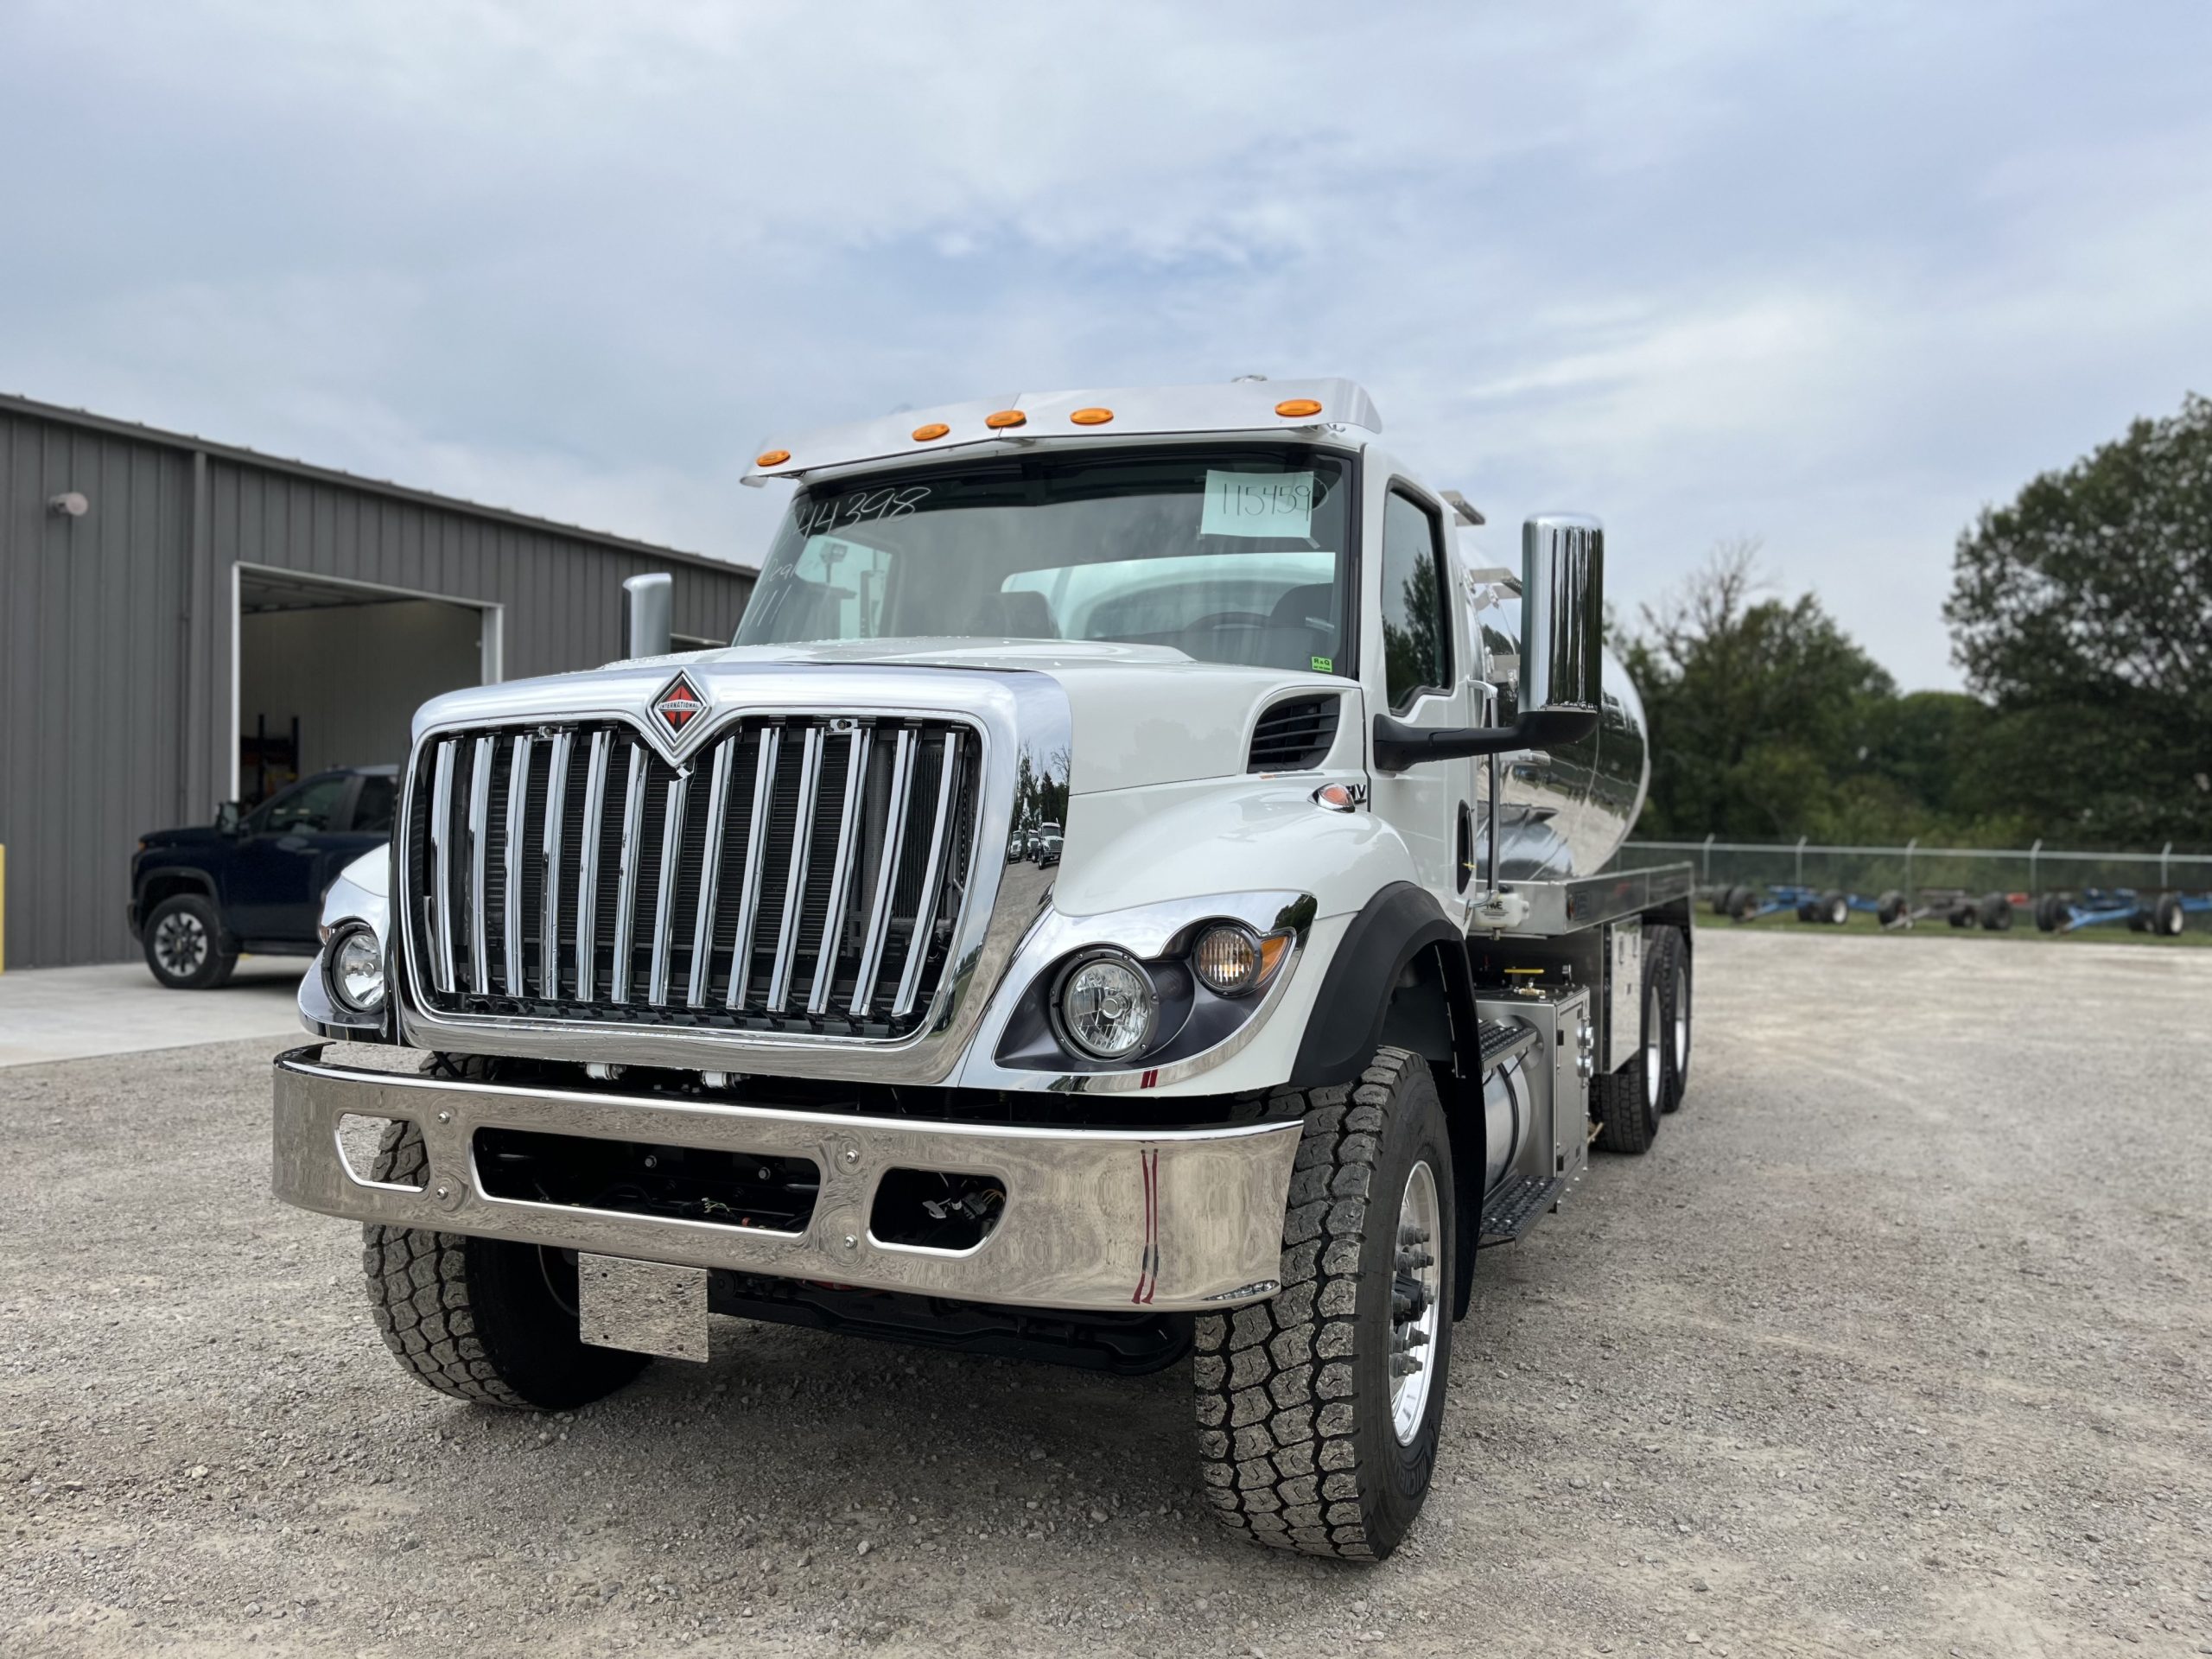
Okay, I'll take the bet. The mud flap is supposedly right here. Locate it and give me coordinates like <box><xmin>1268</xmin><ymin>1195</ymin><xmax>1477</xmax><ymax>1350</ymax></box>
<box><xmin>577</xmin><ymin>1254</ymin><xmax>710</xmax><ymax>1362</ymax></box>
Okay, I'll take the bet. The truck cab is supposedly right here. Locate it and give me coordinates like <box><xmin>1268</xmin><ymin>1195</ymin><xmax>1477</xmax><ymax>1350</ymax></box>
<box><xmin>274</xmin><ymin>379</ymin><xmax>1693</xmax><ymax>1563</ymax></box>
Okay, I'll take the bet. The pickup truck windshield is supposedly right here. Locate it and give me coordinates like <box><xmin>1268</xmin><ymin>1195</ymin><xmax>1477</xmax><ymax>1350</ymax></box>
<box><xmin>734</xmin><ymin>447</ymin><xmax>1353</xmax><ymax>674</ymax></box>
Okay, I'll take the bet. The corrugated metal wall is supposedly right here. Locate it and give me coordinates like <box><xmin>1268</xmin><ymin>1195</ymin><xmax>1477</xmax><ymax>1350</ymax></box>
<box><xmin>1</xmin><ymin>400</ymin><xmax>753</xmax><ymax>969</ymax></box>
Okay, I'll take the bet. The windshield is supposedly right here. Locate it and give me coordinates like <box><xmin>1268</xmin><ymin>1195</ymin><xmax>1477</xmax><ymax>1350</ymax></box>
<box><xmin>734</xmin><ymin>446</ymin><xmax>1354</xmax><ymax>675</ymax></box>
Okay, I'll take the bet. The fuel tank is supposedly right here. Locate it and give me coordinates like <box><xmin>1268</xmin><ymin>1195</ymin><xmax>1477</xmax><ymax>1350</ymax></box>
<box><xmin>1474</xmin><ymin>594</ymin><xmax>1649</xmax><ymax>881</ymax></box>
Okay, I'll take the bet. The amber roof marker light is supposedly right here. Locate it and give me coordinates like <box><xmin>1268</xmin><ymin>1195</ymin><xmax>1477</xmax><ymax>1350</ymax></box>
<box><xmin>1070</xmin><ymin>407</ymin><xmax>1114</xmax><ymax>426</ymax></box>
<box><xmin>912</xmin><ymin>423</ymin><xmax>950</xmax><ymax>442</ymax></box>
<box><xmin>984</xmin><ymin>410</ymin><xmax>1028</xmax><ymax>429</ymax></box>
<box><xmin>755</xmin><ymin>448</ymin><xmax>791</xmax><ymax>467</ymax></box>
<box><xmin>1274</xmin><ymin>397</ymin><xmax>1323</xmax><ymax>419</ymax></box>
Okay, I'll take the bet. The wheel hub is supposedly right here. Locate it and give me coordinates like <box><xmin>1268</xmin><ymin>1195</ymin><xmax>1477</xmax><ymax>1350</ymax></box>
<box><xmin>1389</xmin><ymin>1160</ymin><xmax>1442</xmax><ymax>1445</ymax></box>
<box><xmin>155</xmin><ymin>912</ymin><xmax>207</xmax><ymax>976</ymax></box>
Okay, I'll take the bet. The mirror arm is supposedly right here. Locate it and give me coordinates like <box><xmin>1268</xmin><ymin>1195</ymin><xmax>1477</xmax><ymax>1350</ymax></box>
<box><xmin>1370</xmin><ymin>706</ymin><xmax>1599</xmax><ymax>774</ymax></box>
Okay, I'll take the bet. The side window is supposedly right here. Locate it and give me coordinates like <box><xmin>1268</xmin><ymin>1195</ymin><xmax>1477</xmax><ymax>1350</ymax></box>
<box><xmin>351</xmin><ymin>775</ymin><xmax>396</xmax><ymax>835</ymax></box>
<box><xmin>258</xmin><ymin>775</ymin><xmax>348</xmax><ymax>835</ymax></box>
<box><xmin>1379</xmin><ymin>488</ymin><xmax>1452</xmax><ymax>713</ymax></box>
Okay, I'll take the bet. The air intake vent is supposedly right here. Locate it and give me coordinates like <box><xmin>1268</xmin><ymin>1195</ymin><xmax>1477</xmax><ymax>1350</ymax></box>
<box><xmin>1248</xmin><ymin>695</ymin><xmax>1341</xmax><ymax>772</ymax></box>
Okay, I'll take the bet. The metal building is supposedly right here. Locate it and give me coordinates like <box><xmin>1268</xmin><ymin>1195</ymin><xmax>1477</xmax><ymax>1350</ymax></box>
<box><xmin>1</xmin><ymin>392</ymin><xmax>755</xmax><ymax>969</ymax></box>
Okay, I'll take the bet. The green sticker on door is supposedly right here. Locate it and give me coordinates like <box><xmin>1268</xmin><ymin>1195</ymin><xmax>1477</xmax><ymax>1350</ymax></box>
<box><xmin>1311</xmin><ymin>656</ymin><xmax>1333</xmax><ymax>673</ymax></box>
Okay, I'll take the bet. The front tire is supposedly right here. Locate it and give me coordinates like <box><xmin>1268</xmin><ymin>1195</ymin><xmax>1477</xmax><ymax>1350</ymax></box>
<box><xmin>361</xmin><ymin>1122</ymin><xmax>651</xmax><ymax>1410</ymax></box>
<box><xmin>142</xmin><ymin>893</ymin><xmax>237</xmax><ymax>989</ymax></box>
<box><xmin>1193</xmin><ymin>1048</ymin><xmax>1454</xmax><ymax>1562</ymax></box>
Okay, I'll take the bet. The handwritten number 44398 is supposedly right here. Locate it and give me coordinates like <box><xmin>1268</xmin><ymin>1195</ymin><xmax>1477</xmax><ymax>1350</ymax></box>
<box><xmin>798</xmin><ymin>486</ymin><xmax>931</xmax><ymax>539</ymax></box>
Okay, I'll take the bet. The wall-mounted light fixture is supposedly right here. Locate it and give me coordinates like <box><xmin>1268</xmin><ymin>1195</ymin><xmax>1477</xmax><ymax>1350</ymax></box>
<box><xmin>48</xmin><ymin>492</ymin><xmax>88</xmax><ymax>518</ymax></box>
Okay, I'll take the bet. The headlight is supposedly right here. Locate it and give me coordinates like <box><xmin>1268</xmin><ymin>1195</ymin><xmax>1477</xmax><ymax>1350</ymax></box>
<box><xmin>1052</xmin><ymin>951</ymin><xmax>1158</xmax><ymax>1061</ymax></box>
<box><xmin>327</xmin><ymin>923</ymin><xmax>387</xmax><ymax>1015</ymax></box>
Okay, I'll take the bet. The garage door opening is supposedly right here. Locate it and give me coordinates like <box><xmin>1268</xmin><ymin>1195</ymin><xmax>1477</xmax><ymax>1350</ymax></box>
<box><xmin>235</xmin><ymin>565</ymin><xmax>499</xmax><ymax>804</ymax></box>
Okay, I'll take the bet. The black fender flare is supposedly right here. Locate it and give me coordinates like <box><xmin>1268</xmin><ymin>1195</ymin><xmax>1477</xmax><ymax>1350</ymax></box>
<box><xmin>1293</xmin><ymin>881</ymin><xmax>1486</xmax><ymax>1319</ymax></box>
<box><xmin>134</xmin><ymin>866</ymin><xmax>223</xmax><ymax>938</ymax></box>
<box><xmin>1290</xmin><ymin>881</ymin><xmax>1478</xmax><ymax>1088</ymax></box>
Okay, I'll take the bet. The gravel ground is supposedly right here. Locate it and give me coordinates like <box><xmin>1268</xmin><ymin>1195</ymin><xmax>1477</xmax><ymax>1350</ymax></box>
<box><xmin>4</xmin><ymin>929</ymin><xmax>2209</xmax><ymax>1657</ymax></box>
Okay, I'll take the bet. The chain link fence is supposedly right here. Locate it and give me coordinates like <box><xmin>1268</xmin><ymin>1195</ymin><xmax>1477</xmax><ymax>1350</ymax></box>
<box><xmin>1626</xmin><ymin>837</ymin><xmax>2212</xmax><ymax>905</ymax></box>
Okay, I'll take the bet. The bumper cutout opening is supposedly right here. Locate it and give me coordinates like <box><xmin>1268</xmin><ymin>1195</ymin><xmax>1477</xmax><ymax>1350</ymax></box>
<box><xmin>337</xmin><ymin>1115</ymin><xmax>421</xmax><ymax>1190</ymax></box>
<box><xmin>870</xmin><ymin>1167</ymin><xmax>1007</xmax><ymax>1253</ymax></box>
<box><xmin>472</xmin><ymin>1127</ymin><xmax>819</xmax><ymax>1235</ymax></box>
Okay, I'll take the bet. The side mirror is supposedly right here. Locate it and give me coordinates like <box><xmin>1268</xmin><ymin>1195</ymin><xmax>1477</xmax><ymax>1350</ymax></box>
<box><xmin>214</xmin><ymin>801</ymin><xmax>244</xmax><ymax>836</ymax></box>
<box><xmin>1519</xmin><ymin>513</ymin><xmax>1604</xmax><ymax>718</ymax></box>
<box><xmin>1372</xmin><ymin>513</ymin><xmax>1605</xmax><ymax>772</ymax></box>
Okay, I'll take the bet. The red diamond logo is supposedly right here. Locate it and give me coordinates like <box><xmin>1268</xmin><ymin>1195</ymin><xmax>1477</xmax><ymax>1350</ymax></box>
<box><xmin>651</xmin><ymin>671</ymin><xmax>707</xmax><ymax>735</ymax></box>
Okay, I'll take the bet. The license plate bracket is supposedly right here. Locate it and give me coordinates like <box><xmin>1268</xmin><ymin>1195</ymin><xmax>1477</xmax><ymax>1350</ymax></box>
<box><xmin>576</xmin><ymin>1253</ymin><xmax>710</xmax><ymax>1362</ymax></box>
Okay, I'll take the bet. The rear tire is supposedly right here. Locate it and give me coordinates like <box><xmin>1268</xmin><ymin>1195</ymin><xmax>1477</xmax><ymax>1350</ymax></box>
<box><xmin>142</xmin><ymin>893</ymin><xmax>238</xmax><ymax>990</ymax></box>
<box><xmin>2154</xmin><ymin>893</ymin><xmax>2186</xmax><ymax>936</ymax></box>
<box><xmin>1877</xmin><ymin>891</ymin><xmax>1908</xmax><ymax>928</ymax></box>
<box><xmin>2034</xmin><ymin>893</ymin><xmax>2064</xmax><ymax>933</ymax></box>
<box><xmin>361</xmin><ymin>1122</ymin><xmax>652</xmax><ymax>1410</ymax></box>
<box><xmin>1594</xmin><ymin>963</ymin><xmax>1665</xmax><ymax>1153</ymax></box>
<box><xmin>1819</xmin><ymin>891</ymin><xmax>1849</xmax><ymax>926</ymax></box>
<box><xmin>1645</xmin><ymin>925</ymin><xmax>1691</xmax><ymax>1113</ymax></box>
<box><xmin>1193</xmin><ymin>1048</ymin><xmax>1453</xmax><ymax>1563</ymax></box>
<box><xmin>1978</xmin><ymin>893</ymin><xmax>2014</xmax><ymax>931</ymax></box>
<box><xmin>1727</xmin><ymin>887</ymin><xmax>1760</xmax><ymax>923</ymax></box>
<box><xmin>1948</xmin><ymin>904</ymin><xmax>1974</xmax><ymax>929</ymax></box>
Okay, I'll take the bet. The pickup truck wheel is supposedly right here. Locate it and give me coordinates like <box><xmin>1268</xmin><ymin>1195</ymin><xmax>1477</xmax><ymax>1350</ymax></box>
<box><xmin>1593</xmin><ymin>967</ymin><xmax>1665</xmax><ymax>1154</ymax></box>
<box><xmin>1645</xmin><ymin>925</ymin><xmax>1690</xmax><ymax>1113</ymax></box>
<box><xmin>1192</xmin><ymin>1046</ymin><xmax>1453</xmax><ymax>1563</ymax></box>
<box><xmin>142</xmin><ymin>893</ymin><xmax>237</xmax><ymax>990</ymax></box>
<box><xmin>360</xmin><ymin>1122</ymin><xmax>651</xmax><ymax>1410</ymax></box>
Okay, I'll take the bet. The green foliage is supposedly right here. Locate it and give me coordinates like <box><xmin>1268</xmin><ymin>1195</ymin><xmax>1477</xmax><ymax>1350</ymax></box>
<box><xmin>1623</xmin><ymin>395</ymin><xmax>2212</xmax><ymax>852</ymax></box>
<box><xmin>1945</xmin><ymin>392</ymin><xmax>2212</xmax><ymax>845</ymax></box>
<box><xmin>1621</xmin><ymin>541</ymin><xmax>1917</xmax><ymax>839</ymax></box>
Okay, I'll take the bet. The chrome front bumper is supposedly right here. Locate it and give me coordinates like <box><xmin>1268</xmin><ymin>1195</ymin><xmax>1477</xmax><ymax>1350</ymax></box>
<box><xmin>270</xmin><ymin>1046</ymin><xmax>1300</xmax><ymax>1313</ymax></box>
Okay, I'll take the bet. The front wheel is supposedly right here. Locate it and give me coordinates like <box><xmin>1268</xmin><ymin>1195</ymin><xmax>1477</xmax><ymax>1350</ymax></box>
<box><xmin>142</xmin><ymin>893</ymin><xmax>238</xmax><ymax>989</ymax></box>
<box><xmin>361</xmin><ymin>1123</ymin><xmax>652</xmax><ymax>1410</ymax></box>
<box><xmin>1193</xmin><ymin>1047</ymin><xmax>1453</xmax><ymax>1562</ymax></box>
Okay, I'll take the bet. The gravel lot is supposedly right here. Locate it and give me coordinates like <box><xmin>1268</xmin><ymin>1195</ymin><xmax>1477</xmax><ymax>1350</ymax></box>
<box><xmin>5</xmin><ymin>930</ymin><xmax>2210</xmax><ymax>1657</ymax></box>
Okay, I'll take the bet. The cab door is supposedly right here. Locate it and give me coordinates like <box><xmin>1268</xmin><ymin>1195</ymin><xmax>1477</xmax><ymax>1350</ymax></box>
<box><xmin>1363</xmin><ymin>475</ymin><xmax>1479</xmax><ymax>914</ymax></box>
<box><xmin>226</xmin><ymin>772</ymin><xmax>354</xmax><ymax>942</ymax></box>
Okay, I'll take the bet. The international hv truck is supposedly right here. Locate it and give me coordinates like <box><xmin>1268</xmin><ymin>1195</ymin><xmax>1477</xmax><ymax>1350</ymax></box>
<box><xmin>274</xmin><ymin>378</ymin><xmax>1694</xmax><ymax>1562</ymax></box>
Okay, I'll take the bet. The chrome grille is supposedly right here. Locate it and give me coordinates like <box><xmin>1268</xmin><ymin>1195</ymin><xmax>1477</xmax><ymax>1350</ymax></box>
<box><xmin>404</xmin><ymin>715</ymin><xmax>980</xmax><ymax>1037</ymax></box>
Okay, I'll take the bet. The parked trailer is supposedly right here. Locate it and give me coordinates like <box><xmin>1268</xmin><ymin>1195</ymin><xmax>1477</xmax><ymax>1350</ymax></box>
<box><xmin>2034</xmin><ymin>888</ymin><xmax>2203</xmax><ymax>936</ymax></box>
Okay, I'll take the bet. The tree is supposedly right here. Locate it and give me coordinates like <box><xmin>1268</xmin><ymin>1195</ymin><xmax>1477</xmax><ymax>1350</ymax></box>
<box><xmin>1618</xmin><ymin>540</ymin><xmax>1900</xmax><ymax>838</ymax></box>
<box><xmin>1945</xmin><ymin>392</ymin><xmax>2212</xmax><ymax>846</ymax></box>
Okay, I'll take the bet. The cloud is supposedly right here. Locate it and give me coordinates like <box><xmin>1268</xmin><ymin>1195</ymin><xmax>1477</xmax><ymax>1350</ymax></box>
<box><xmin>3</xmin><ymin>0</ymin><xmax>2208</xmax><ymax>687</ymax></box>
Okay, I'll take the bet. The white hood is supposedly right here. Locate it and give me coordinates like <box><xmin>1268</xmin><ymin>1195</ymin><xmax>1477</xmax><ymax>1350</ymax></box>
<box><xmin>688</xmin><ymin>639</ymin><xmax>1339</xmax><ymax>795</ymax></box>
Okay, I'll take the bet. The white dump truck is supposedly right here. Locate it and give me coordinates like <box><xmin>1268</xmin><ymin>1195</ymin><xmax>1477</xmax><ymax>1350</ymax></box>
<box><xmin>276</xmin><ymin>378</ymin><xmax>1694</xmax><ymax>1561</ymax></box>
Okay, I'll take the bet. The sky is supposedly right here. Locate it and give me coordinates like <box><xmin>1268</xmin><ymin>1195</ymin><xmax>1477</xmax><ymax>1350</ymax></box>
<box><xmin>3</xmin><ymin>1</ymin><xmax>2208</xmax><ymax>690</ymax></box>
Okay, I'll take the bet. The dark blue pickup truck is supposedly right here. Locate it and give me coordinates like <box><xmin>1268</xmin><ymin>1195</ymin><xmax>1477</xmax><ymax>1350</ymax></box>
<box><xmin>129</xmin><ymin>766</ymin><xmax>397</xmax><ymax>989</ymax></box>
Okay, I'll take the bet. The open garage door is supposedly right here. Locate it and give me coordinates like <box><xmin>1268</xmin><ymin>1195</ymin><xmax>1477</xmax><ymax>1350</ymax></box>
<box><xmin>235</xmin><ymin>565</ymin><xmax>499</xmax><ymax>804</ymax></box>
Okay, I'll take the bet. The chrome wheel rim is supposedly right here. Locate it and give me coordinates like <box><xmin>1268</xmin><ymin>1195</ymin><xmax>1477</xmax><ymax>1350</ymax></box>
<box><xmin>1674</xmin><ymin>988</ymin><xmax>1691</xmax><ymax>1075</ymax></box>
<box><xmin>155</xmin><ymin>912</ymin><xmax>207</xmax><ymax>978</ymax></box>
<box><xmin>1389</xmin><ymin>1160</ymin><xmax>1442</xmax><ymax>1445</ymax></box>
<box><xmin>1643</xmin><ymin>982</ymin><xmax>1664</xmax><ymax>1104</ymax></box>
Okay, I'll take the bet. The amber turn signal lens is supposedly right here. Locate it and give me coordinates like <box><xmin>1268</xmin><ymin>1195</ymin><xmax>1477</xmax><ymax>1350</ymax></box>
<box><xmin>1070</xmin><ymin>407</ymin><xmax>1114</xmax><ymax>426</ymax></box>
<box><xmin>911</xmin><ymin>423</ymin><xmax>950</xmax><ymax>442</ymax></box>
<box><xmin>1273</xmin><ymin>398</ymin><xmax>1323</xmax><ymax>418</ymax></box>
<box><xmin>984</xmin><ymin>410</ymin><xmax>1027</xmax><ymax>429</ymax></box>
<box><xmin>755</xmin><ymin>448</ymin><xmax>791</xmax><ymax>467</ymax></box>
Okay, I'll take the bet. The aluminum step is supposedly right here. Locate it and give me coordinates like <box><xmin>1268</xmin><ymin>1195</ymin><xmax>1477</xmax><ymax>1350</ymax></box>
<box><xmin>1477</xmin><ymin>1170</ymin><xmax>1566</xmax><ymax>1249</ymax></box>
